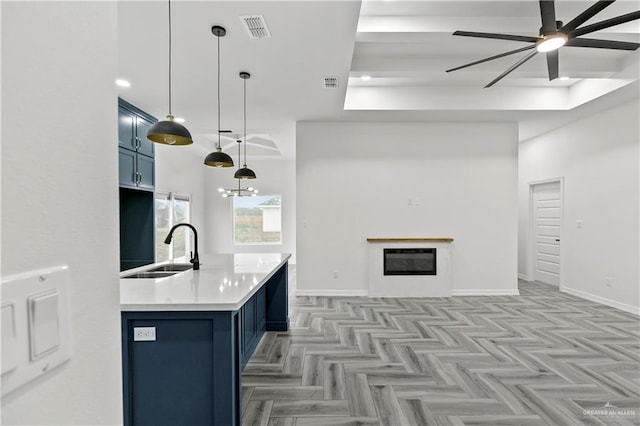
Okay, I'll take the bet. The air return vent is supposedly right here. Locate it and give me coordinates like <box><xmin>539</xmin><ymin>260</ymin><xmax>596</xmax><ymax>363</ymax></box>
<box><xmin>323</xmin><ymin>77</ymin><xmax>339</xmax><ymax>89</ymax></box>
<box><xmin>240</xmin><ymin>15</ymin><xmax>271</xmax><ymax>39</ymax></box>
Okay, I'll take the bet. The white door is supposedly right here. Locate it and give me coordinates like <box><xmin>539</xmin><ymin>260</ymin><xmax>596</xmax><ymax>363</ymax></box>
<box><xmin>532</xmin><ymin>182</ymin><xmax>561</xmax><ymax>286</ymax></box>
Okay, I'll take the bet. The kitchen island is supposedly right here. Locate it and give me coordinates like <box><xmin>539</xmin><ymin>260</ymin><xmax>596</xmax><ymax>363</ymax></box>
<box><xmin>120</xmin><ymin>253</ymin><xmax>290</xmax><ymax>426</ymax></box>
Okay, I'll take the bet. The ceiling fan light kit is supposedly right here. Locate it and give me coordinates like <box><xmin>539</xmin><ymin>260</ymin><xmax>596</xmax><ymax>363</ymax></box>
<box><xmin>447</xmin><ymin>0</ymin><xmax>640</xmax><ymax>87</ymax></box>
<box><xmin>536</xmin><ymin>32</ymin><xmax>568</xmax><ymax>52</ymax></box>
<box><xmin>147</xmin><ymin>0</ymin><xmax>193</xmax><ymax>145</ymax></box>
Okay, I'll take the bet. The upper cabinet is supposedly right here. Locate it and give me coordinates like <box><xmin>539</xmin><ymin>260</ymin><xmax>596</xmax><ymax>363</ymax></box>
<box><xmin>118</xmin><ymin>98</ymin><xmax>156</xmax><ymax>191</ymax></box>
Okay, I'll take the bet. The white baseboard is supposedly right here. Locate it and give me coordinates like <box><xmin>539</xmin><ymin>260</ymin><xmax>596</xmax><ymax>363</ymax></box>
<box><xmin>562</xmin><ymin>286</ymin><xmax>640</xmax><ymax>316</ymax></box>
<box><xmin>451</xmin><ymin>289</ymin><xmax>521</xmax><ymax>296</ymax></box>
<box><xmin>295</xmin><ymin>290</ymin><xmax>369</xmax><ymax>297</ymax></box>
<box><xmin>297</xmin><ymin>289</ymin><xmax>522</xmax><ymax>297</ymax></box>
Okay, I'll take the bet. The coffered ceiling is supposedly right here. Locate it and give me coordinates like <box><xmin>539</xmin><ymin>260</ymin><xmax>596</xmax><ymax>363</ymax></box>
<box><xmin>117</xmin><ymin>1</ymin><xmax>639</xmax><ymax>159</ymax></box>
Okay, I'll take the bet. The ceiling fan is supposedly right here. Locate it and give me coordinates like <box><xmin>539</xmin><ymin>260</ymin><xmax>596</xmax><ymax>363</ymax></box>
<box><xmin>446</xmin><ymin>0</ymin><xmax>640</xmax><ymax>87</ymax></box>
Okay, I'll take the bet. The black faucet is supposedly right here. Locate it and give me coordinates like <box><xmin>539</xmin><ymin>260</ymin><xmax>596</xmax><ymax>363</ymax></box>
<box><xmin>164</xmin><ymin>223</ymin><xmax>200</xmax><ymax>270</ymax></box>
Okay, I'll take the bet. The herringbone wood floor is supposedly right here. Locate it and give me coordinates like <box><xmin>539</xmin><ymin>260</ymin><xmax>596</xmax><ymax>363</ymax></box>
<box><xmin>242</xmin><ymin>269</ymin><xmax>640</xmax><ymax>425</ymax></box>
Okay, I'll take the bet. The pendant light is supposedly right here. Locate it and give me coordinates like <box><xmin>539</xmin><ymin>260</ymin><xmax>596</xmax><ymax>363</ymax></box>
<box><xmin>204</xmin><ymin>26</ymin><xmax>234</xmax><ymax>168</ymax></box>
<box><xmin>147</xmin><ymin>0</ymin><xmax>193</xmax><ymax>146</ymax></box>
<box><xmin>234</xmin><ymin>72</ymin><xmax>257</xmax><ymax>180</ymax></box>
<box><xmin>217</xmin><ymin>140</ymin><xmax>259</xmax><ymax>197</ymax></box>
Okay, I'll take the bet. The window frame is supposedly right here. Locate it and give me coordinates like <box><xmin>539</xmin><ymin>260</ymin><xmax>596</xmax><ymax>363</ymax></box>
<box><xmin>232</xmin><ymin>194</ymin><xmax>283</xmax><ymax>246</ymax></box>
<box><xmin>155</xmin><ymin>192</ymin><xmax>192</xmax><ymax>261</ymax></box>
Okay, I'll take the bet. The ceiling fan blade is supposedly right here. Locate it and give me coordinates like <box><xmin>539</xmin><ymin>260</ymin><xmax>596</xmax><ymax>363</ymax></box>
<box><xmin>485</xmin><ymin>50</ymin><xmax>538</xmax><ymax>88</ymax></box>
<box><xmin>566</xmin><ymin>37</ymin><xmax>640</xmax><ymax>50</ymax></box>
<box><xmin>571</xmin><ymin>11</ymin><xmax>640</xmax><ymax>37</ymax></box>
<box><xmin>540</xmin><ymin>0</ymin><xmax>558</xmax><ymax>33</ymax></box>
<box><xmin>446</xmin><ymin>45</ymin><xmax>536</xmax><ymax>73</ymax></box>
<box><xmin>560</xmin><ymin>0</ymin><xmax>615</xmax><ymax>34</ymax></box>
<box><xmin>546</xmin><ymin>50</ymin><xmax>559</xmax><ymax>81</ymax></box>
<box><xmin>453</xmin><ymin>30</ymin><xmax>538</xmax><ymax>43</ymax></box>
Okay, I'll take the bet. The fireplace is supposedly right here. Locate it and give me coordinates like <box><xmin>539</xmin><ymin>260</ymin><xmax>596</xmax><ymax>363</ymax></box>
<box><xmin>367</xmin><ymin>238</ymin><xmax>453</xmax><ymax>297</ymax></box>
<box><xmin>384</xmin><ymin>248</ymin><xmax>436</xmax><ymax>275</ymax></box>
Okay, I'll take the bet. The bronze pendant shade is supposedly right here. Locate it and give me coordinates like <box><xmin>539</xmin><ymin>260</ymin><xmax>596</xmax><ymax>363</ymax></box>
<box><xmin>204</xmin><ymin>147</ymin><xmax>235</xmax><ymax>168</ymax></box>
<box><xmin>234</xmin><ymin>167</ymin><xmax>257</xmax><ymax>179</ymax></box>
<box><xmin>147</xmin><ymin>0</ymin><xmax>193</xmax><ymax>146</ymax></box>
<box><xmin>204</xmin><ymin>25</ymin><xmax>234</xmax><ymax>168</ymax></box>
<box><xmin>148</xmin><ymin>115</ymin><xmax>193</xmax><ymax>146</ymax></box>
<box><xmin>219</xmin><ymin>140</ymin><xmax>258</xmax><ymax>197</ymax></box>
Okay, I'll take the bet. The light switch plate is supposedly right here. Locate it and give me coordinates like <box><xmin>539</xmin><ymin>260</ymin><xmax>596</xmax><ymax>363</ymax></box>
<box><xmin>1</xmin><ymin>266</ymin><xmax>72</xmax><ymax>396</ymax></box>
<box><xmin>28</xmin><ymin>290</ymin><xmax>60</xmax><ymax>360</ymax></box>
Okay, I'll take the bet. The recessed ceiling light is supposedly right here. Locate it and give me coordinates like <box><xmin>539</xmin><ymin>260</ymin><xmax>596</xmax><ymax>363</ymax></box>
<box><xmin>174</xmin><ymin>117</ymin><xmax>185</xmax><ymax>123</ymax></box>
<box><xmin>116</xmin><ymin>79</ymin><xmax>131</xmax><ymax>88</ymax></box>
<box><xmin>559</xmin><ymin>76</ymin><xmax>570</xmax><ymax>81</ymax></box>
<box><xmin>361</xmin><ymin>75</ymin><xmax>371</xmax><ymax>81</ymax></box>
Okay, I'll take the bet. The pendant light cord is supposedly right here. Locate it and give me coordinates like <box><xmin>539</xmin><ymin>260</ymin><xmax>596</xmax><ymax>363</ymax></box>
<box><xmin>243</xmin><ymin>78</ymin><xmax>248</xmax><ymax>167</ymax></box>
<box><xmin>217</xmin><ymin>33</ymin><xmax>221</xmax><ymax>150</ymax></box>
<box><xmin>168</xmin><ymin>0</ymin><xmax>172</xmax><ymax>117</ymax></box>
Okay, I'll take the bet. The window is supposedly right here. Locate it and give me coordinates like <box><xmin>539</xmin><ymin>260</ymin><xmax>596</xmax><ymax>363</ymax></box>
<box><xmin>233</xmin><ymin>195</ymin><xmax>282</xmax><ymax>245</ymax></box>
<box><xmin>155</xmin><ymin>193</ymin><xmax>191</xmax><ymax>261</ymax></box>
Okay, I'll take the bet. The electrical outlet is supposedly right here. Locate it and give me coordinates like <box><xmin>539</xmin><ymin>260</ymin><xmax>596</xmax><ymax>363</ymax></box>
<box><xmin>133</xmin><ymin>327</ymin><xmax>156</xmax><ymax>342</ymax></box>
<box><xmin>604</xmin><ymin>277</ymin><xmax>612</xmax><ymax>288</ymax></box>
<box><xmin>333</xmin><ymin>271</ymin><xmax>339</xmax><ymax>279</ymax></box>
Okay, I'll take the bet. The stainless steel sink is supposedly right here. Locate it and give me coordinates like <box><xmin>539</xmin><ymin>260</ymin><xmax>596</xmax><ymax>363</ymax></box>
<box><xmin>122</xmin><ymin>271</ymin><xmax>178</xmax><ymax>279</ymax></box>
<box><xmin>146</xmin><ymin>263</ymin><xmax>193</xmax><ymax>273</ymax></box>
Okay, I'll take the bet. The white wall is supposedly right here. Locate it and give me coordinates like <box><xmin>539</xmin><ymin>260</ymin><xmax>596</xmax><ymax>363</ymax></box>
<box><xmin>519</xmin><ymin>99</ymin><xmax>640</xmax><ymax>314</ymax></box>
<box><xmin>1</xmin><ymin>2</ymin><xmax>122</xmax><ymax>424</ymax></box>
<box><xmin>296</xmin><ymin>122</ymin><xmax>519</xmax><ymax>295</ymax></box>
<box><xmin>154</xmin><ymin>145</ymin><xmax>207</xmax><ymax>253</ymax></box>
<box><xmin>204</xmin><ymin>158</ymin><xmax>296</xmax><ymax>262</ymax></box>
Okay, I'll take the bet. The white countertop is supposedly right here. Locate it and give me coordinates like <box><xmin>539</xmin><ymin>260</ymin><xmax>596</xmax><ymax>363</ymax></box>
<box><xmin>120</xmin><ymin>253</ymin><xmax>291</xmax><ymax>312</ymax></box>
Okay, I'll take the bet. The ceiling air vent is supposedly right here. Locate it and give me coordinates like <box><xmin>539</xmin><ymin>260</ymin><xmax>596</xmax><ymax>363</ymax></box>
<box><xmin>240</xmin><ymin>15</ymin><xmax>271</xmax><ymax>39</ymax></box>
<box><xmin>323</xmin><ymin>77</ymin><xmax>339</xmax><ymax>89</ymax></box>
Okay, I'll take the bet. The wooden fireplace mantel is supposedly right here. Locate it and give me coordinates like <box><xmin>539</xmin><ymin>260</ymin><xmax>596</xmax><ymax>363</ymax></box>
<box><xmin>366</xmin><ymin>237</ymin><xmax>454</xmax><ymax>243</ymax></box>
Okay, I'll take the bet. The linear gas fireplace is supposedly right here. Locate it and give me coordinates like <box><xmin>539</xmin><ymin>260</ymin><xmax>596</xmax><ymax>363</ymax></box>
<box><xmin>384</xmin><ymin>248</ymin><xmax>436</xmax><ymax>276</ymax></box>
<box><xmin>367</xmin><ymin>238</ymin><xmax>453</xmax><ymax>297</ymax></box>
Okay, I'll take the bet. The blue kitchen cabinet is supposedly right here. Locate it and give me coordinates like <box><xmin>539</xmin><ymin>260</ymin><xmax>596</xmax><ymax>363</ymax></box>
<box><xmin>240</xmin><ymin>285</ymin><xmax>266</xmax><ymax>369</ymax></box>
<box><xmin>118</xmin><ymin>148</ymin><xmax>137</xmax><ymax>188</ymax></box>
<box><xmin>122</xmin><ymin>311</ymin><xmax>241</xmax><ymax>426</ymax></box>
<box><xmin>118</xmin><ymin>98</ymin><xmax>156</xmax><ymax>271</ymax></box>
<box><xmin>118</xmin><ymin>98</ymin><xmax>155</xmax><ymax>191</ymax></box>
<box><xmin>119</xmin><ymin>189</ymin><xmax>155</xmax><ymax>271</ymax></box>
<box><xmin>118</xmin><ymin>98</ymin><xmax>155</xmax><ymax>157</ymax></box>
<box><xmin>136</xmin><ymin>153</ymin><xmax>154</xmax><ymax>190</ymax></box>
<box><xmin>121</xmin><ymin>262</ymin><xmax>289</xmax><ymax>426</ymax></box>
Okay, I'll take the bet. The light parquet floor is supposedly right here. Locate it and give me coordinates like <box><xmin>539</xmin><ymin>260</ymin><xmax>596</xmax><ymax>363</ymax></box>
<box><xmin>242</xmin><ymin>270</ymin><xmax>640</xmax><ymax>425</ymax></box>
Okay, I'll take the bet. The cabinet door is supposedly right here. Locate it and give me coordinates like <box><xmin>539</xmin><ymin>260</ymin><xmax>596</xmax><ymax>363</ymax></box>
<box><xmin>137</xmin><ymin>154</ymin><xmax>155</xmax><ymax>191</ymax></box>
<box><xmin>118</xmin><ymin>148</ymin><xmax>137</xmax><ymax>189</ymax></box>
<box><xmin>256</xmin><ymin>286</ymin><xmax>266</xmax><ymax>332</ymax></box>
<box><xmin>127</xmin><ymin>319</ymin><xmax>215</xmax><ymax>425</ymax></box>
<box><xmin>243</xmin><ymin>296</ymin><xmax>256</xmax><ymax>349</ymax></box>
<box><xmin>136</xmin><ymin>116</ymin><xmax>155</xmax><ymax>157</ymax></box>
<box><xmin>118</xmin><ymin>107</ymin><xmax>136</xmax><ymax>151</ymax></box>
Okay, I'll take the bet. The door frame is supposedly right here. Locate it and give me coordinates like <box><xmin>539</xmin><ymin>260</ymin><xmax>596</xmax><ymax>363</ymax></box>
<box><xmin>527</xmin><ymin>177</ymin><xmax>564</xmax><ymax>289</ymax></box>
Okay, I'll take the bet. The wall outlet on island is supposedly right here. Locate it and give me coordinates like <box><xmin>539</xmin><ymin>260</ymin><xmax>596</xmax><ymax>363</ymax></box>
<box><xmin>333</xmin><ymin>271</ymin><xmax>338</xmax><ymax>279</ymax></box>
<box><xmin>133</xmin><ymin>326</ymin><xmax>156</xmax><ymax>342</ymax></box>
<box><xmin>604</xmin><ymin>277</ymin><xmax>612</xmax><ymax>288</ymax></box>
